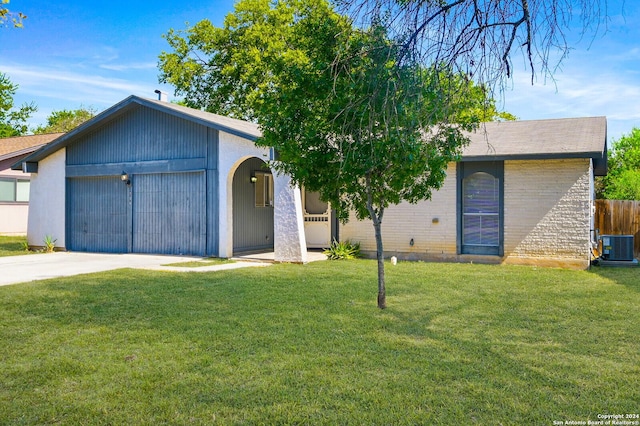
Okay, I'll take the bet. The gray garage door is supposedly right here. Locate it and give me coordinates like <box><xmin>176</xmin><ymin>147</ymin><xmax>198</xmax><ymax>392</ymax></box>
<box><xmin>67</xmin><ymin>176</ymin><xmax>128</xmax><ymax>253</ymax></box>
<box><xmin>133</xmin><ymin>172</ymin><xmax>206</xmax><ymax>255</ymax></box>
<box><xmin>67</xmin><ymin>172</ymin><xmax>206</xmax><ymax>255</ymax></box>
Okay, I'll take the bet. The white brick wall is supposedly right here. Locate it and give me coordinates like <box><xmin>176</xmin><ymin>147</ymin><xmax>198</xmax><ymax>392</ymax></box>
<box><xmin>340</xmin><ymin>159</ymin><xmax>592</xmax><ymax>269</ymax></box>
<box><xmin>340</xmin><ymin>163</ymin><xmax>459</xmax><ymax>260</ymax></box>
<box><xmin>503</xmin><ymin>158</ymin><xmax>591</xmax><ymax>268</ymax></box>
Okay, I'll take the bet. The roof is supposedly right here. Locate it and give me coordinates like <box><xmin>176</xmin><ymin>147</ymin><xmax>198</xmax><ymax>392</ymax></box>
<box><xmin>0</xmin><ymin>133</ymin><xmax>64</xmax><ymax>162</ymax></box>
<box><xmin>12</xmin><ymin>95</ymin><xmax>261</xmax><ymax>168</ymax></box>
<box><xmin>462</xmin><ymin>116</ymin><xmax>607</xmax><ymax>175</ymax></box>
<box><xmin>12</xmin><ymin>95</ymin><xmax>607</xmax><ymax>176</ymax></box>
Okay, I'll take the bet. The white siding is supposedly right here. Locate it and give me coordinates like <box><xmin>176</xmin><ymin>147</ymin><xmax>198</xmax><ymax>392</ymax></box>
<box><xmin>27</xmin><ymin>148</ymin><xmax>66</xmax><ymax>249</ymax></box>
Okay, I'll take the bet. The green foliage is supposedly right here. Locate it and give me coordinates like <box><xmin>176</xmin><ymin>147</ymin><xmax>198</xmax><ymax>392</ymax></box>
<box><xmin>323</xmin><ymin>239</ymin><xmax>361</xmax><ymax>260</ymax></box>
<box><xmin>33</xmin><ymin>107</ymin><xmax>96</xmax><ymax>134</ymax></box>
<box><xmin>42</xmin><ymin>235</ymin><xmax>56</xmax><ymax>253</ymax></box>
<box><xmin>598</xmin><ymin>127</ymin><xmax>640</xmax><ymax>200</ymax></box>
<box><xmin>158</xmin><ymin>0</ymin><xmax>513</xmax><ymax>308</ymax></box>
<box><xmin>0</xmin><ymin>0</ymin><xmax>26</xmax><ymax>28</ymax></box>
<box><xmin>0</xmin><ymin>72</ymin><xmax>37</xmax><ymax>137</ymax></box>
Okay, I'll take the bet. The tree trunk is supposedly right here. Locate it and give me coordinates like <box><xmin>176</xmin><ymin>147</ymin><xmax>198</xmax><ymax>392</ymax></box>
<box><xmin>365</xmin><ymin>175</ymin><xmax>386</xmax><ymax>308</ymax></box>
<box><xmin>372</xmin><ymin>217</ymin><xmax>386</xmax><ymax>309</ymax></box>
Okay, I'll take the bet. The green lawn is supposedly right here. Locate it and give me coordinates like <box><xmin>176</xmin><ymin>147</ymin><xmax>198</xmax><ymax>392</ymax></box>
<box><xmin>0</xmin><ymin>260</ymin><xmax>638</xmax><ymax>425</ymax></box>
<box><xmin>0</xmin><ymin>235</ymin><xmax>30</xmax><ymax>257</ymax></box>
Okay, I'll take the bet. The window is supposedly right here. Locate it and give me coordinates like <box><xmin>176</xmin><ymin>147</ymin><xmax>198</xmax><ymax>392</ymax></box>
<box><xmin>0</xmin><ymin>177</ymin><xmax>29</xmax><ymax>203</ymax></box>
<box><xmin>254</xmin><ymin>172</ymin><xmax>274</xmax><ymax>207</ymax></box>
<box><xmin>458</xmin><ymin>162</ymin><xmax>503</xmax><ymax>255</ymax></box>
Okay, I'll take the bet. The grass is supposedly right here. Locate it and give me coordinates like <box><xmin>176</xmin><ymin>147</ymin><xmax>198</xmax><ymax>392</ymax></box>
<box><xmin>0</xmin><ymin>235</ymin><xmax>31</xmax><ymax>257</ymax></box>
<box><xmin>162</xmin><ymin>257</ymin><xmax>235</xmax><ymax>268</ymax></box>
<box><xmin>0</xmin><ymin>260</ymin><xmax>638</xmax><ymax>425</ymax></box>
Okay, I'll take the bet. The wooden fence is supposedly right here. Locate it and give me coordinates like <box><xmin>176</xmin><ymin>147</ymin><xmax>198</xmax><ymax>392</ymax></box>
<box><xmin>594</xmin><ymin>200</ymin><xmax>640</xmax><ymax>259</ymax></box>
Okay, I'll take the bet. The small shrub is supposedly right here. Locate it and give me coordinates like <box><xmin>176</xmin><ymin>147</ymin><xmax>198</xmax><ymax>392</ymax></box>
<box><xmin>323</xmin><ymin>240</ymin><xmax>360</xmax><ymax>260</ymax></box>
<box><xmin>43</xmin><ymin>235</ymin><xmax>57</xmax><ymax>253</ymax></box>
<box><xmin>20</xmin><ymin>241</ymin><xmax>30</xmax><ymax>252</ymax></box>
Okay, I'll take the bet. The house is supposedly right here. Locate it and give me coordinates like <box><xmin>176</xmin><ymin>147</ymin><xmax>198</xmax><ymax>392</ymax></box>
<box><xmin>14</xmin><ymin>95</ymin><xmax>607</xmax><ymax>268</ymax></box>
<box><xmin>0</xmin><ymin>133</ymin><xmax>63</xmax><ymax>235</ymax></box>
<box><xmin>340</xmin><ymin>117</ymin><xmax>607</xmax><ymax>269</ymax></box>
<box><xmin>13</xmin><ymin>96</ymin><xmax>323</xmax><ymax>262</ymax></box>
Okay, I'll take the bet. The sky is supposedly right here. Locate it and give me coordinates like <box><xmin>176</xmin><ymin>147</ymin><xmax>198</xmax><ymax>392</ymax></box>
<box><xmin>2</xmin><ymin>0</ymin><xmax>640</xmax><ymax>143</ymax></box>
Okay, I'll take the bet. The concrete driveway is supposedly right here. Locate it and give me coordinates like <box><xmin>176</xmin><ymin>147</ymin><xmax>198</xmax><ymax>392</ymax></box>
<box><xmin>0</xmin><ymin>252</ymin><xmax>271</xmax><ymax>286</ymax></box>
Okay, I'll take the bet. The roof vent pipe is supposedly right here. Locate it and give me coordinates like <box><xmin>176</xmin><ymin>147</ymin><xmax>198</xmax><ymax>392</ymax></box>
<box><xmin>154</xmin><ymin>89</ymin><xmax>168</xmax><ymax>102</ymax></box>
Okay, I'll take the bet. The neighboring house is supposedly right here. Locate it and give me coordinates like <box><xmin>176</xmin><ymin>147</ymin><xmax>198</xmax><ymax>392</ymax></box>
<box><xmin>14</xmin><ymin>95</ymin><xmax>607</xmax><ymax>268</ymax></box>
<box><xmin>341</xmin><ymin>117</ymin><xmax>607</xmax><ymax>269</ymax></box>
<box><xmin>0</xmin><ymin>133</ymin><xmax>64</xmax><ymax>235</ymax></box>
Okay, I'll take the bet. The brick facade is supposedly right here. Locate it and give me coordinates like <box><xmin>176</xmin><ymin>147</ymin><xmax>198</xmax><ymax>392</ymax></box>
<box><xmin>340</xmin><ymin>158</ymin><xmax>593</xmax><ymax>269</ymax></box>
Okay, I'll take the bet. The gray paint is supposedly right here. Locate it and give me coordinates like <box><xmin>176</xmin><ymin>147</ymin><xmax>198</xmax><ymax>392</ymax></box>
<box><xmin>67</xmin><ymin>176</ymin><xmax>128</xmax><ymax>253</ymax></box>
<box><xmin>206</xmin><ymin>128</ymin><xmax>219</xmax><ymax>256</ymax></box>
<box><xmin>64</xmin><ymin>104</ymin><xmax>218</xmax><ymax>257</ymax></box>
<box><xmin>67</xmin><ymin>106</ymin><xmax>208</xmax><ymax>165</ymax></box>
<box><xmin>132</xmin><ymin>172</ymin><xmax>206</xmax><ymax>255</ymax></box>
<box><xmin>457</xmin><ymin>161</ymin><xmax>504</xmax><ymax>256</ymax></box>
<box><xmin>233</xmin><ymin>158</ymin><xmax>274</xmax><ymax>252</ymax></box>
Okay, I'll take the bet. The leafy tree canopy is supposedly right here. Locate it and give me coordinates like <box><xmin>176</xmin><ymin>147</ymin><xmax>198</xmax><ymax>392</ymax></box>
<box><xmin>33</xmin><ymin>107</ymin><xmax>96</xmax><ymax>134</ymax></box>
<box><xmin>0</xmin><ymin>72</ymin><xmax>37</xmax><ymax>137</ymax></box>
<box><xmin>0</xmin><ymin>0</ymin><xmax>26</xmax><ymax>28</ymax></box>
<box><xmin>159</xmin><ymin>0</ymin><xmax>513</xmax><ymax>308</ymax></box>
<box><xmin>599</xmin><ymin>128</ymin><xmax>640</xmax><ymax>200</ymax></box>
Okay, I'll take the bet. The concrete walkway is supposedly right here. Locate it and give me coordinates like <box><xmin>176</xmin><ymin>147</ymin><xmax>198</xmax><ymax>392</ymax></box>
<box><xmin>0</xmin><ymin>250</ymin><xmax>327</xmax><ymax>287</ymax></box>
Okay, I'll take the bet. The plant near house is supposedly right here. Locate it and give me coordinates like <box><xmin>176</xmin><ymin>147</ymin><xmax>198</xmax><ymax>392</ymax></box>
<box><xmin>323</xmin><ymin>240</ymin><xmax>360</xmax><ymax>260</ymax></box>
<box><xmin>43</xmin><ymin>235</ymin><xmax>56</xmax><ymax>253</ymax></box>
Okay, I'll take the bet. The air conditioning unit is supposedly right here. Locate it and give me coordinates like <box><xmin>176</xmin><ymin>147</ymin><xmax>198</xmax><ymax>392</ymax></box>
<box><xmin>600</xmin><ymin>235</ymin><xmax>635</xmax><ymax>261</ymax></box>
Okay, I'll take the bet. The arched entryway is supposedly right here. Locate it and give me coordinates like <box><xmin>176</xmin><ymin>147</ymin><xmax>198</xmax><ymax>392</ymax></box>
<box><xmin>232</xmin><ymin>157</ymin><xmax>274</xmax><ymax>253</ymax></box>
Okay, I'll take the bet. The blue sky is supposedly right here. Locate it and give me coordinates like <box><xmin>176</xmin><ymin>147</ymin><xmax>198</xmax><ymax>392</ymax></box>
<box><xmin>2</xmin><ymin>0</ymin><xmax>639</xmax><ymax>143</ymax></box>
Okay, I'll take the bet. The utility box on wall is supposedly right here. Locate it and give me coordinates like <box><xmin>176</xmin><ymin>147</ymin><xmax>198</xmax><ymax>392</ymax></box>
<box><xmin>600</xmin><ymin>235</ymin><xmax>635</xmax><ymax>261</ymax></box>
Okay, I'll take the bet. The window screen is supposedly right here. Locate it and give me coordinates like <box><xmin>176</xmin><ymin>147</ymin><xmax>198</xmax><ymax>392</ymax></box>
<box><xmin>463</xmin><ymin>172</ymin><xmax>499</xmax><ymax>247</ymax></box>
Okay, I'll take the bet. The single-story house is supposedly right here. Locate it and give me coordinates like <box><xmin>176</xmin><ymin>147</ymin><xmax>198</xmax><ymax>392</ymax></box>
<box><xmin>1</xmin><ymin>133</ymin><xmax>64</xmax><ymax>235</ymax></box>
<box><xmin>14</xmin><ymin>95</ymin><xmax>607</xmax><ymax>268</ymax></box>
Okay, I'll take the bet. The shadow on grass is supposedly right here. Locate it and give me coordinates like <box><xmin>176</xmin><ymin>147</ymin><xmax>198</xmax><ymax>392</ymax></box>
<box><xmin>1</xmin><ymin>262</ymin><xmax>638</xmax><ymax>424</ymax></box>
<box><xmin>589</xmin><ymin>264</ymin><xmax>640</xmax><ymax>292</ymax></box>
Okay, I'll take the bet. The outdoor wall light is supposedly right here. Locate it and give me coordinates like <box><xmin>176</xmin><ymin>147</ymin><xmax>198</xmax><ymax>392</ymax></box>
<box><xmin>250</xmin><ymin>176</ymin><xmax>258</xmax><ymax>183</ymax></box>
<box><xmin>121</xmin><ymin>172</ymin><xmax>130</xmax><ymax>185</ymax></box>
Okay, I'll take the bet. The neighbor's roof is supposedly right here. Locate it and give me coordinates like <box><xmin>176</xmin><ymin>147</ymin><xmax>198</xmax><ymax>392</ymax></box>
<box><xmin>0</xmin><ymin>133</ymin><xmax>64</xmax><ymax>162</ymax></box>
<box><xmin>462</xmin><ymin>116</ymin><xmax>607</xmax><ymax>175</ymax></box>
<box><xmin>12</xmin><ymin>95</ymin><xmax>260</xmax><ymax>168</ymax></box>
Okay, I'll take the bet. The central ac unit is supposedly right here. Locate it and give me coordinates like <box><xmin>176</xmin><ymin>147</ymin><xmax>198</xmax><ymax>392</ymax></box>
<box><xmin>600</xmin><ymin>235</ymin><xmax>635</xmax><ymax>261</ymax></box>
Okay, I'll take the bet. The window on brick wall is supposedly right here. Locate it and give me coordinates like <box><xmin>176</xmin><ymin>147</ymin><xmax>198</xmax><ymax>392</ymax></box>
<box><xmin>457</xmin><ymin>162</ymin><xmax>503</xmax><ymax>256</ymax></box>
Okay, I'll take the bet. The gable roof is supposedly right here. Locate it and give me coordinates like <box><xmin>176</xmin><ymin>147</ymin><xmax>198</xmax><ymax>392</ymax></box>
<box><xmin>462</xmin><ymin>116</ymin><xmax>607</xmax><ymax>175</ymax></box>
<box><xmin>12</xmin><ymin>95</ymin><xmax>260</xmax><ymax>168</ymax></box>
<box><xmin>0</xmin><ymin>133</ymin><xmax>64</xmax><ymax>163</ymax></box>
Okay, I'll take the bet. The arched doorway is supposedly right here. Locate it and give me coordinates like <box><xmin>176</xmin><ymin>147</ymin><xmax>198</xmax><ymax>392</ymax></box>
<box><xmin>232</xmin><ymin>157</ymin><xmax>274</xmax><ymax>253</ymax></box>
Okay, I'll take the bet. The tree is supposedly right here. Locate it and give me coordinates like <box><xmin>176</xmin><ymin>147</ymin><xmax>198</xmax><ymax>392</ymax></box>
<box><xmin>0</xmin><ymin>72</ymin><xmax>37</xmax><ymax>137</ymax></box>
<box><xmin>598</xmin><ymin>128</ymin><xmax>640</xmax><ymax>200</ymax></box>
<box><xmin>33</xmin><ymin>107</ymin><xmax>96</xmax><ymax>134</ymax></box>
<box><xmin>339</xmin><ymin>0</ymin><xmax>609</xmax><ymax>93</ymax></box>
<box><xmin>1</xmin><ymin>0</ymin><xmax>26</xmax><ymax>28</ymax></box>
<box><xmin>159</xmin><ymin>0</ymin><xmax>512</xmax><ymax>308</ymax></box>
